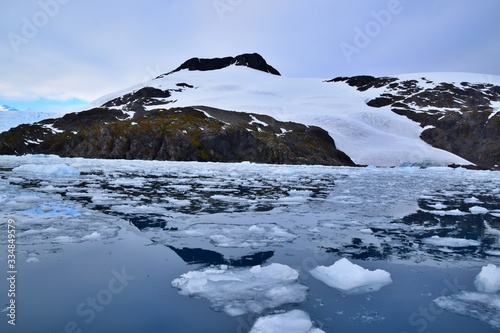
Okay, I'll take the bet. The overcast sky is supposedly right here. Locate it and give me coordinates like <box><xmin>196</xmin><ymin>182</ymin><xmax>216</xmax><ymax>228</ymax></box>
<box><xmin>1</xmin><ymin>0</ymin><xmax>499</xmax><ymax>112</ymax></box>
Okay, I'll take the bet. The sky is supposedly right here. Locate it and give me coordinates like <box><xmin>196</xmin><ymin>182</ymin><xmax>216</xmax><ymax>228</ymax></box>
<box><xmin>1</xmin><ymin>0</ymin><xmax>499</xmax><ymax>113</ymax></box>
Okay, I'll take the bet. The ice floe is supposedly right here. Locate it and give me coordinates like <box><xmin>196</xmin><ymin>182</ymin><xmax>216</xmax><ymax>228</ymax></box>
<box><xmin>309</xmin><ymin>258</ymin><xmax>392</xmax><ymax>294</ymax></box>
<box><xmin>422</xmin><ymin>236</ymin><xmax>480</xmax><ymax>248</ymax></box>
<box><xmin>434</xmin><ymin>292</ymin><xmax>500</xmax><ymax>329</ymax></box>
<box><xmin>171</xmin><ymin>263</ymin><xmax>308</xmax><ymax>316</ymax></box>
<box><xmin>469</xmin><ymin>206</ymin><xmax>489</xmax><ymax>214</ymax></box>
<box><xmin>249</xmin><ymin>310</ymin><xmax>325</xmax><ymax>333</ymax></box>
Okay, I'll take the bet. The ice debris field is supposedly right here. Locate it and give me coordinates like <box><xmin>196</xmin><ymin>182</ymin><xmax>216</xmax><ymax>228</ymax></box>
<box><xmin>1</xmin><ymin>154</ymin><xmax>500</xmax><ymax>332</ymax></box>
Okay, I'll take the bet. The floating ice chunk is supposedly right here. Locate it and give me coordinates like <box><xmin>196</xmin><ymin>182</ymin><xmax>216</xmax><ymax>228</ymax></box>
<box><xmin>434</xmin><ymin>292</ymin><xmax>500</xmax><ymax>330</ymax></box>
<box><xmin>27</xmin><ymin>257</ymin><xmax>39</xmax><ymax>263</ymax></box>
<box><xmin>53</xmin><ymin>236</ymin><xmax>77</xmax><ymax>243</ymax></box>
<box><xmin>13</xmin><ymin>164</ymin><xmax>80</xmax><ymax>177</ymax></box>
<box><xmin>249</xmin><ymin>310</ymin><xmax>325</xmax><ymax>333</ymax></box>
<box><xmin>428</xmin><ymin>209</ymin><xmax>467</xmax><ymax>216</ymax></box>
<box><xmin>82</xmin><ymin>232</ymin><xmax>101</xmax><ymax>241</ymax></box>
<box><xmin>474</xmin><ymin>264</ymin><xmax>500</xmax><ymax>293</ymax></box>
<box><xmin>486</xmin><ymin>250</ymin><xmax>500</xmax><ymax>256</ymax></box>
<box><xmin>469</xmin><ymin>206</ymin><xmax>489</xmax><ymax>214</ymax></box>
<box><xmin>171</xmin><ymin>263</ymin><xmax>307</xmax><ymax>316</ymax></box>
<box><xmin>310</xmin><ymin>258</ymin><xmax>392</xmax><ymax>294</ymax></box>
<box><xmin>464</xmin><ymin>197</ymin><xmax>482</xmax><ymax>204</ymax></box>
<box><xmin>166</xmin><ymin>198</ymin><xmax>191</xmax><ymax>206</ymax></box>
<box><xmin>422</xmin><ymin>236</ymin><xmax>480</xmax><ymax>247</ymax></box>
<box><xmin>359</xmin><ymin>228</ymin><xmax>373</xmax><ymax>234</ymax></box>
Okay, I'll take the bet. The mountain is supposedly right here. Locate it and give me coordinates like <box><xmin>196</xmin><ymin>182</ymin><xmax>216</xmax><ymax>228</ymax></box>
<box><xmin>90</xmin><ymin>55</ymin><xmax>500</xmax><ymax>168</ymax></box>
<box><xmin>0</xmin><ymin>105</ymin><xmax>354</xmax><ymax>166</ymax></box>
<box><xmin>0</xmin><ymin>104</ymin><xmax>19</xmax><ymax>112</ymax></box>
<box><xmin>0</xmin><ymin>105</ymin><xmax>61</xmax><ymax>134</ymax></box>
<box><xmin>329</xmin><ymin>74</ymin><xmax>500</xmax><ymax>169</ymax></box>
<box><xmin>1</xmin><ymin>53</ymin><xmax>500</xmax><ymax>168</ymax></box>
<box><xmin>166</xmin><ymin>53</ymin><xmax>281</xmax><ymax>76</ymax></box>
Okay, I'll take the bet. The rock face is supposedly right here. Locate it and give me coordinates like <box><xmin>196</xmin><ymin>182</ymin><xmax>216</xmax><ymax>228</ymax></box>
<box><xmin>0</xmin><ymin>106</ymin><xmax>355</xmax><ymax>166</ymax></box>
<box><xmin>330</xmin><ymin>76</ymin><xmax>500</xmax><ymax>168</ymax></box>
<box><xmin>166</xmin><ymin>53</ymin><xmax>281</xmax><ymax>76</ymax></box>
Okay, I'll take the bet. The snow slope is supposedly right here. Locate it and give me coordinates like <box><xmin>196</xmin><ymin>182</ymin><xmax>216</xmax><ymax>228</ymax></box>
<box><xmin>92</xmin><ymin>67</ymin><xmax>500</xmax><ymax>166</ymax></box>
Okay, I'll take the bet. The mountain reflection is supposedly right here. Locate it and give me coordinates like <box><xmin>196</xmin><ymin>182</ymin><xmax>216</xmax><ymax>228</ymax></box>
<box><xmin>167</xmin><ymin>245</ymin><xmax>274</xmax><ymax>267</ymax></box>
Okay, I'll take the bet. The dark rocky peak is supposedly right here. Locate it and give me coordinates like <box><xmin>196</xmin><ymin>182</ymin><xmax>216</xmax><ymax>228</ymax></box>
<box><xmin>166</xmin><ymin>53</ymin><xmax>281</xmax><ymax>76</ymax></box>
<box><xmin>328</xmin><ymin>76</ymin><xmax>398</xmax><ymax>91</ymax></box>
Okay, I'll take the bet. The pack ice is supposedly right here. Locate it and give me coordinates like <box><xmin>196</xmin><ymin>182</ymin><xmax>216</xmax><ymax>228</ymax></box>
<box><xmin>171</xmin><ymin>263</ymin><xmax>308</xmax><ymax>316</ymax></box>
<box><xmin>310</xmin><ymin>258</ymin><xmax>392</xmax><ymax>294</ymax></box>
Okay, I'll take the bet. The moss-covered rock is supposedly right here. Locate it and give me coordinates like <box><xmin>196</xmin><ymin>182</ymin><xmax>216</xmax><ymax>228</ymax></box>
<box><xmin>0</xmin><ymin>106</ymin><xmax>355</xmax><ymax>166</ymax></box>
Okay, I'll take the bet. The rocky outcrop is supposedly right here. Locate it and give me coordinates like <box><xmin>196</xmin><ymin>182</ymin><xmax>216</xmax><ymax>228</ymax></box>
<box><xmin>0</xmin><ymin>106</ymin><xmax>355</xmax><ymax>166</ymax></box>
<box><xmin>331</xmin><ymin>76</ymin><xmax>500</xmax><ymax>168</ymax></box>
<box><xmin>166</xmin><ymin>53</ymin><xmax>281</xmax><ymax>76</ymax></box>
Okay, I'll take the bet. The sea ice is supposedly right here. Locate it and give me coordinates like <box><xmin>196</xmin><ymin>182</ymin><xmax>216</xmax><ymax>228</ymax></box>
<box><xmin>309</xmin><ymin>258</ymin><xmax>392</xmax><ymax>294</ymax></box>
<box><xmin>434</xmin><ymin>264</ymin><xmax>500</xmax><ymax>329</ymax></box>
<box><xmin>434</xmin><ymin>292</ymin><xmax>500</xmax><ymax>330</ymax></box>
<box><xmin>12</xmin><ymin>163</ymin><xmax>80</xmax><ymax>177</ymax></box>
<box><xmin>171</xmin><ymin>263</ymin><xmax>308</xmax><ymax>316</ymax></box>
<box><xmin>474</xmin><ymin>264</ymin><xmax>500</xmax><ymax>293</ymax></box>
<box><xmin>249</xmin><ymin>310</ymin><xmax>325</xmax><ymax>333</ymax></box>
<box><xmin>422</xmin><ymin>236</ymin><xmax>480</xmax><ymax>248</ymax></box>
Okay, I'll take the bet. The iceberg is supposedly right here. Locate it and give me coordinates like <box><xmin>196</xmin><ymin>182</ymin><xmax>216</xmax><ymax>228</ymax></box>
<box><xmin>309</xmin><ymin>258</ymin><xmax>392</xmax><ymax>294</ymax></box>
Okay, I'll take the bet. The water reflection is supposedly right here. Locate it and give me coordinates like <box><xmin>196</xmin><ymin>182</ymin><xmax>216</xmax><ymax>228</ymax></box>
<box><xmin>167</xmin><ymin>245</ymin><xmax>274</xmax><ymax>267</ymax></box>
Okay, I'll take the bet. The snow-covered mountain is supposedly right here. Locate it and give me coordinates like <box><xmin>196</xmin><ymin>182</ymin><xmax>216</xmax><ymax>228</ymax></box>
<box><xmin>0</xmin><ymin>104</ymin><xmax>60</xmax><ymax>133</ymax></box>
<box><xmin>0</xmin><ymin>104</ymin><xmax>19</xmax><ymax>112</ymax></box>
<box><xmin>91</xmin><ymin>54</ymin><xmax>500</xmax><ymax>167</ymax></box>
<box><xmin>2</xmin><ymin>53</ymin><xmax>500</xmax><ymax>167</ymax></box>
